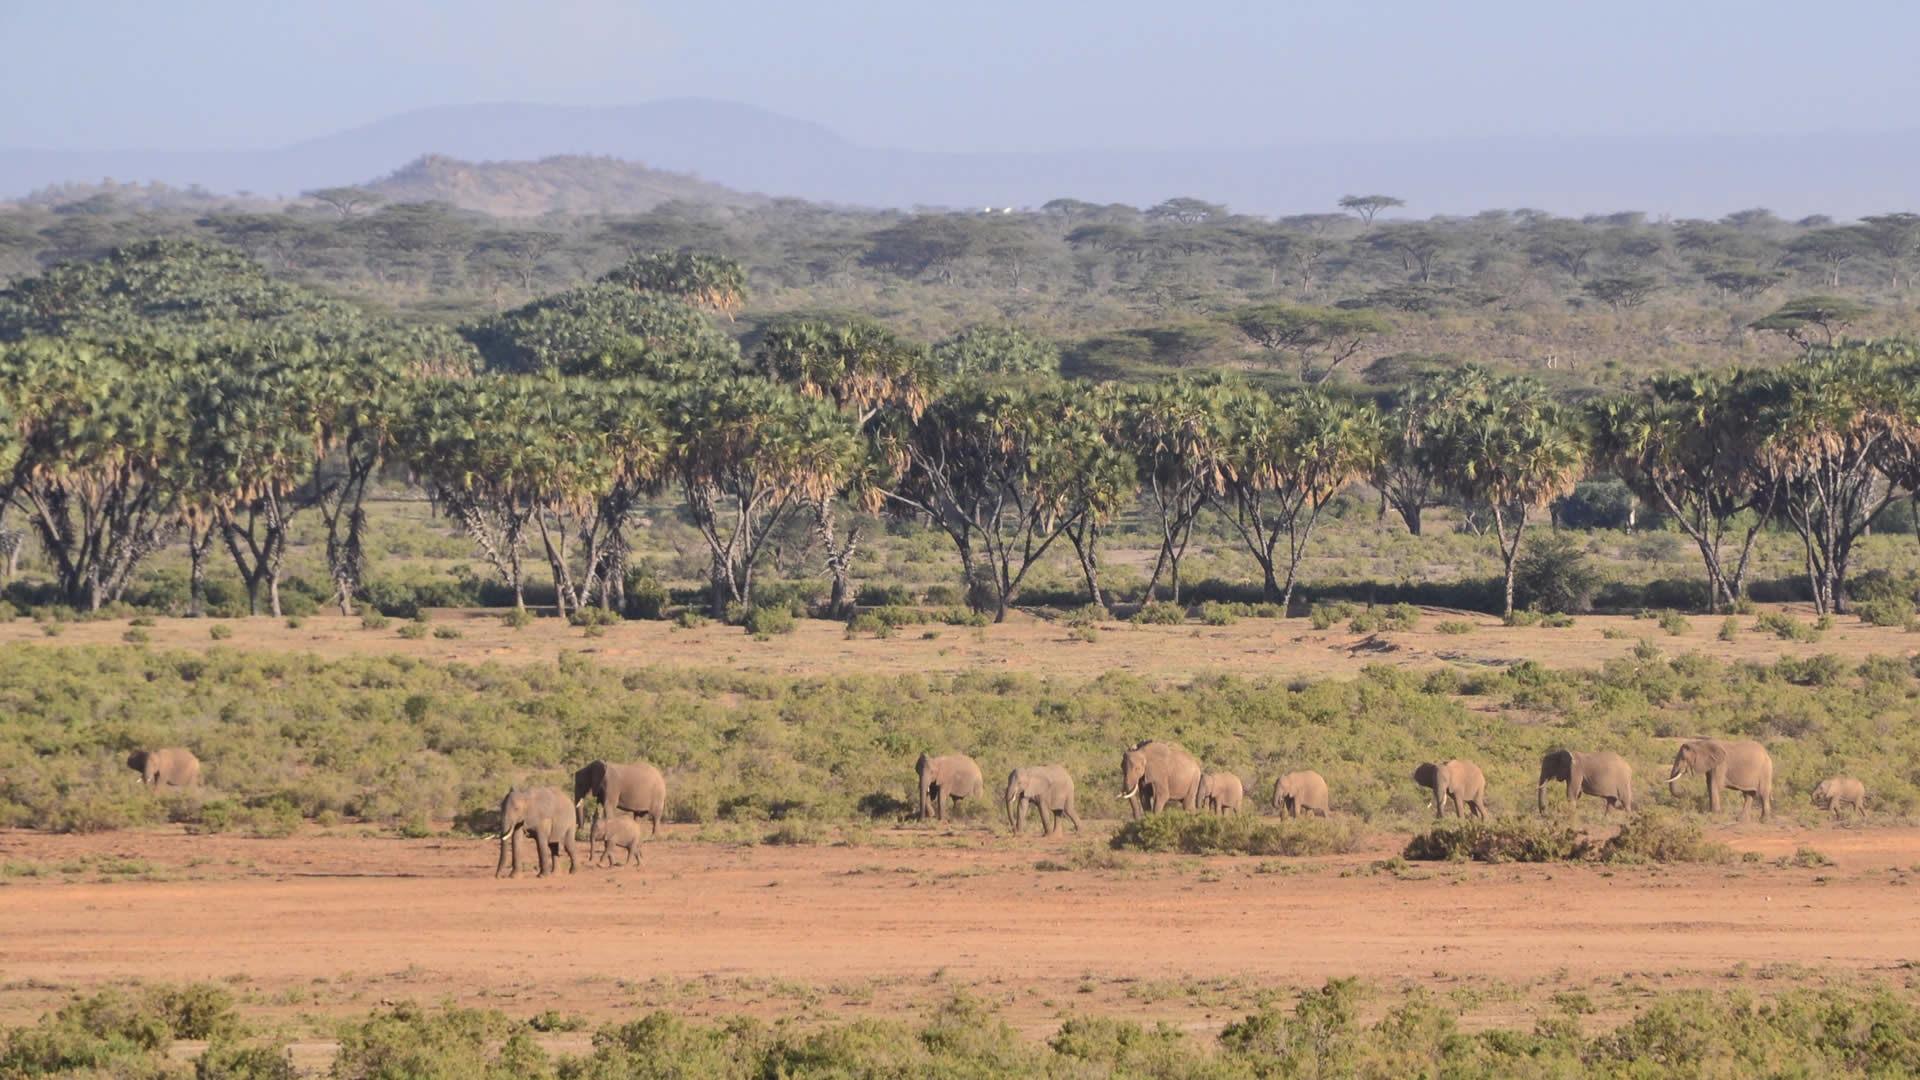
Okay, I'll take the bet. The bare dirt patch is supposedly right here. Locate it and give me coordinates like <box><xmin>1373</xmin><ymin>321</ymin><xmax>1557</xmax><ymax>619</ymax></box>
<box><xmin>0</xmin><ymin>823</ymin><xmax>1913</xmax><ymax>1038</ymax></box>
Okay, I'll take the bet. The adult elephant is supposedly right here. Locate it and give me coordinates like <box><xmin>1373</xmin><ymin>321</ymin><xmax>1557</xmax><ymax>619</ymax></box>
<box><xmin>574</xmin><ymin>760</ymin><xmax>666</xmax><ymax>858</ymax></box>
<box><xmin>1536</xmin><ymin>750</ymin><xmax>1632</xmax><ymax>814</ymax></box>
<box><xmin>917</xmin><ymin>753</ymin><xmax>984</xmax><ymax>821</ymax></box>
<box><xmin>1415</xmin><ymin>760</ymin><xmax>1489</xmax><ymax>819</ymax></box>
<box><xmin>1196</xmin><ymin>771</ymin><xmax>1244</xmax><ymax>814</ymax></box>
<box><xmin>1271</xmin><ymin>770</ymin><xmax>1330</xmax><ymax>818</ymax></box>
<box><xmin>127</xmin><ymin>748</ymin><xmax>201</xmax><ymax>787</ymax></box>
<box><xmin>495</xmin><ymin>786</ymin><xmax>577</xmax><ymax>878</ymax></box>
<box><xmin>1667</xmin><ymin>738</ymin><xmax>1773</xmax><ymax>822</ymax></box>
<box><xmin>1118</xmin><ymin>740</ymin><xmax>1202</xmax><ymax>818</ymax></box>
<box><xmin>1003</xmin><ymin>766</ymin><xmax>1081</xmax><ymax>836</ymax></box>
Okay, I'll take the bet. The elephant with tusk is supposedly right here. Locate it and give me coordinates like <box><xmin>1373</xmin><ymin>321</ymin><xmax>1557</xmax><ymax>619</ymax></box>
<box><xmin>495</xmin><ymin>785</ymin><xmax>577</xmax><ymax>878</ymax></box>
<box><xmin>1118</xmin><ymin>740</ymin><xmax>1202</xmax><ymax>819</ymax></box>
<box><xmin>1667</xmin><ymin>738</ymin><xmax>1772</xmax><ymax>822</ymax></box>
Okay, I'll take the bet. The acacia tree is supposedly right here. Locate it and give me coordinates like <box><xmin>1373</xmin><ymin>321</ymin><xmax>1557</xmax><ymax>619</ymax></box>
<box><xmin>750</xmin><ymin>318</ymin><xmax>934</xmax><ymax>614</ymax></box>
<box><xmin>1224</xmin><ymin>303</ymin><xmax>1390</xmax><ymax>385</ymax></box>
<box><xmin>1051</xmin><ymin>383</ymin><xmax>1136</xmax><ymax>611</ymax></box>
<box><xmin>1425</xmin><ymin>369</ymin><xmax>1585</xmax><ymax>618</ymax></box>
<box><xmin>1210</xmin><ymin>388</ymin><xmax>1377</xmax><ymax>612</ymax></box>
<box><xmin>1123</xmin><ymin>376</ymin><xmax>1234</xmax><ymax>602</ymax></box>
<box><xmin>1589</xmin><ymin>371</ymin><xmax>1780</xmax><ymax>610</ymax></box>
<box><xmin>667</xmin><ymin>378</ymin><xmax>860</xmax><ymax>618</ymax></box>
<box><xmin>1338</xmin><ymin>194</ymin><xmax>1404</xmax><ymax>224</ymax></box>
<box><xmin>1370</xmin><ymin>369</ymin><xmax>1500</xmax><ymax>537</ymax></box>
<box><xmin>1750</xmin><ymin>342</ymin><xmax>1920</xmax><ymax>614</ymax></box>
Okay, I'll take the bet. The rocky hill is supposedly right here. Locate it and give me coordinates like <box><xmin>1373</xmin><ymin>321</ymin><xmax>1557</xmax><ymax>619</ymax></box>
<box><xmin>361</xmin><ymin>153</ymin><xmax>763</xmax><ymax>217</ymax></box>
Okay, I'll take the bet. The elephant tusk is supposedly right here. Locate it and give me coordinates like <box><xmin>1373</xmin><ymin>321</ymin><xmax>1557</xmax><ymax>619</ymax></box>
<box><xmin>1118</xmin><ymin>786</ymin><xmax>1138</xmax><ymax>800</ymax></box>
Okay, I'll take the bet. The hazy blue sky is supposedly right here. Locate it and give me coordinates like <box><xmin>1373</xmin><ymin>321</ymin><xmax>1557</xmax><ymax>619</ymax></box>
<box><xmin>3</xmin><ymin>0</ymin><xmax>1915</xmax><ymax>151</ymax></box>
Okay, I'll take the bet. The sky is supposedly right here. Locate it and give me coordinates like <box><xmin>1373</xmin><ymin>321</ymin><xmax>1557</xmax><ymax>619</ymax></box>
<box><xmin>3</xmin><ymin>0</ymin><xmax>1917</xmax><ymax>152</ymax></box>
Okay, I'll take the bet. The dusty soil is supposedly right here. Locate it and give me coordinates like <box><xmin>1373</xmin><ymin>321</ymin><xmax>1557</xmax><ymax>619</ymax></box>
<box><xmin>1</xmin><ymin>605</ymin><xmax>1910</xmax><ymax>683</ymax></box>
<box><xmin>0</xmin><ymin>823</ymin><xmax>1914</xmax><ymax>1048</ymax></box>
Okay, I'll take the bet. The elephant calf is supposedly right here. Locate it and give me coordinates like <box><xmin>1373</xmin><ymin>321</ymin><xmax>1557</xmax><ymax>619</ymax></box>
<box><xmin>1415</xmin><ymin>760</ymin><xmax>1488</xmax><ymax>819</ymax></box>
<box><xmin>1197</xmin><ymin>771</ymin><xmax>1244</xmax><ymax>814</ymax></box>
<box><xmin>592</xmin><ymin>815</ymin><xmax>646</xmax><ymax>866</ymax></box>
<box><xmin>1003</xmin><ymin>766</ymin><xmax>1081</xmax><ymax>836</ymax></box>
<box><xmin>1271</xmin><ymin>770</ymin><xmax>1330</xmax><ymax>818</ymax></box>
<box><xmin>1812</xmin><ymin>776</ymin><xmax>1868</xmax><ymax>819</ymax></box>
<box><xmin>127</xmin><ymin>747</ymin><xmax>201</xmax><ymax>788</ymax></box>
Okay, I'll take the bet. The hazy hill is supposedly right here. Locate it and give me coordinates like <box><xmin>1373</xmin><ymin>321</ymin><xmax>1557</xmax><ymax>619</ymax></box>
<box><xmin>361</xmin><ymin>153</ymin><xmax>764</xmax><ymax>216</ymax></box>
<box><xmin>3</xmin><ymin>97</ymin><xmax>1919</xmax><ymax>218</ymax></box>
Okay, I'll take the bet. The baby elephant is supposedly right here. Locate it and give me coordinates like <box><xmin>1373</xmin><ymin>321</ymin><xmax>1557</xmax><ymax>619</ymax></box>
<box><xmin>1003</xmin><ymin>766</ymin><xmax>1081</xmax><ymax>836</ymax></box>
<box><xmin>1811</xmin><ymin>776</ymin><xmax>1868</xmax><ymax>819</ymax></box>
<box><xmin>1271</xmin><ymin>770</ymin><xmax>1330</xmax><ymax>818</ymax></box>
<box><xmin>1197</xmin><ymin>771</ymin><xmax>1244</xmax><ymax>814</ymax></box>
<box><xmin>592</xmin><ymin>814</ymin><xmax>646</xmax><ymax>866</ymax></box>
<box><xmin>127</xmin><ymin>747</ymin><xmax>201</xmax><ymax>787</ymax></box>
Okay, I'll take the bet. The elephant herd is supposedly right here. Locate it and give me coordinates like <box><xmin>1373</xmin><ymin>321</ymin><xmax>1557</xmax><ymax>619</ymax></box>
<box><xmin>124</xmin><ymin>734</ymin><xmax>1872</xmax><ymax>883</ymax></box>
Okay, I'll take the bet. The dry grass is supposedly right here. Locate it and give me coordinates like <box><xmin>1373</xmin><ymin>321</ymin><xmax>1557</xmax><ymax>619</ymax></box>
<box><xmin>2</xmin><ymin>604</ymin><xmax>1904</xmax><ymax>684</ymax></box>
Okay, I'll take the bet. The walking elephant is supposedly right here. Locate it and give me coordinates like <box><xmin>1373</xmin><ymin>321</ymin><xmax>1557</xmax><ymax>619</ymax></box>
<box><xmin>574</xmin><ymin>760</ymin><xmax>666</xmax><ymax>859</ymax></box>
<box><xmin>495</xmin><ymin>786</ymin><xmax>577</xmax><ymax>878</ymax></box>
<box><xmin>917</xmin><ymin>752</ymin><xmax>984</xmax><ymax>821</ymax></box>
<box><xmin>127</xmin><ymin>748</ymin><xmax>201</xmax><ymax>787</ymax></box>
<box><xmin>592</xmin><ymin>815</ymin><xmax>646</xmax><ymax>867</ymax></box>
<box><xmin>1811</xmin><ymin>776</ymin><xmax>1868</xmax><ymax>819</ymax></box>
<box><xmin>1536</xmin><ymin>750</ymin><xmax>1631</xmax><ymax>814</ymax></box>
<box><xmin>1667</xmin><ymin>738</ymin><xmax>1773</xmax><ymax>822</ymax></box>
<box><xmin>1003</xmin><ymin>766</ymin><xmax>1081</xmax><ymax>836</ymax></box>
<box><xmin>1118</xmin><ymin>740</ymin><xmax>1203</xmax><ymax>818</ymax></box>
<box><xmin>1196</xmin><ymin>771</ymin><xmax>1244</xmax><ymax>814</ymax></box>
<box><xmin>1415</xmin><ymin>760</ymin><xmax>1488</xmax><ymax>819</ymax></box>
<box><xmin>1271</xmin><ymin>770</ymin><xmax>1330</xmax><ymax>818</ymax></box>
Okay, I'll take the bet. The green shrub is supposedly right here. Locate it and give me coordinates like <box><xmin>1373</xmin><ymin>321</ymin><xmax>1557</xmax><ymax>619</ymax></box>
<box><xmin>1404</xmin><ymin>819</ymin><xmax>1589</xmax><ymax>863</ymax></box>
<box><xmin>1350</xmin><ymin>605</ymin><xmax>1416</xmax><ymax>632</ymax></box>
<box><xmin>855</xmin><ymin>583</ymin><xmax>918</xmax><ymax>607</ymax></box>
<box><xmin>1435</xmin><ymin>620</ymin><xmax>1475</xmax><ymax>635</ymax></box>
<box><xmin>1658</xmin><ymin>609</ymin><xmax>1691</xmax><ymax>636</ymax></box>
<box><xmin>1505</xmin><ymin>609</ymin><xmax>1542</xmax><ymax>627</ymax></box>
<box><xmin>1130</xmin><ymin>601</ymin><xmax>1186</xmax><ymax>625</ymax></box>
<box><xmin>923</xmin><ymin>584</ymin><xmax>963</xmax><ymax>606</ymax></box>
<box><xmin>1540</xmin><ymin>613</ymin><xmax>1575</xmax><ymax>628</ymax></box>
<box><xmin>624</xmin><ymin>573</ymin><xmax>671</xmax><ymax>620</ymax></box>
<box><xmin>744</xmin><ymin>606</ymin><xmax>796</xmax><ymax>637</ymax></box>
<box><xmin>1599</xmin><ymin>811</ymin><xmax>1733</xmax><ymax>864</ymax></box>
<box><xmin>1200</xmin><ymin>601</ymin><xmax>1240</xmax><ymax>626</ymax></box>
<box><xmin>1774</xmin><ymin>653</ymin><xmax>1848</xmax><ymax>686</ymax></box>
<box><xmin>121</xmin><ymin>628</ymin><xmax>149</xmax><ymax>644</ymax></box>
<box><xmin>935</xmin><ymin>606</ymin><xmax>989</xmax><ymax>627</ymax></box>
<box><xmin>397</xmin><ymin>623</ymin><xmax>428</xmax><ymax>640</ymax></box>
<box><xmin>1756</xmin><ymin>611</ymin><xmax>1821</xmax><ymax>641</ymax></box>
<box><xmin>38</xmin><ymin>621</ymin><xmax>63</xmax><ymax>637</ymax></box>
<box><xmin>1631</xmin><ymin>637</ymin><xmax>1662</xmax><ymax>662</ymax></box>
<box><xmin>1857</xmin><ymin>595</ymin><xmax>1914</xmax><ymax>628</ymax></box>
<box><xmin>1718</xmin><ymin>616</ymin><xmax>1739</xmax><ymax>642</ymax></box>
<box><xmin>1110</xmin><ymin>814</ymin><xmax>1366</xmax><ymax>856</ymax></box>
<box><xmin>1310</xmin><ymin>601</ymin><xmax>1357</xmax><ymax>630</ymax></box>
<box><xmin>500</xmin><ymin>607</ymin><xmax>534</xmax><ymax>630</ymax></box>
<box><xmin>763</xmin><ymin>822</ymin><xmax>821</xmax><ymax>846</ymax></box>
<box><xmin>1781</xmin><ymin>846</ymin><xmax>1835</xmax><ymax>868</ymax></box>
<box><xmin>570</xmin><ymin>606</ymin><xmax>620</xmax><ymax>629</ymax></box>
<box><xmin>1816</xmin><ymin>613</ymin><xmax>1835</xmax><ymax>631</ymax></box>
<box><xmin>432</xmin><ymin>625</ymin><xmax>463</xmax><ymax>640</ymax></box>
<box><xmin>1514</xmin><ymin>532</ymin><xmax>1602</xmax><ymax>614</ymax></box>
<box><xmin>673</xmin><ymin>610</ymin><xmax>710</xmax><ymax>630</ymax></box>
<box><xmin>359</xmin><ymin>612</ymin><xmax>390</xmax><ymax>631</ymax></box>
<box><xmin>867</xmin><ymin>605</ymin><xmax>925</xmax><ymax>628</ymax></box>
<box><xmin>128</xmin><ymin>615</ymin><xmax>156</xmax><ymax>627</ymax></box>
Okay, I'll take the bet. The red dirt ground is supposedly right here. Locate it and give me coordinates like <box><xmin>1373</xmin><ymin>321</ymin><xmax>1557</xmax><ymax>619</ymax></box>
<box><xmin>1</xmin><ymin>822</ymin><xmax>1914</xmax><ymax>1050</ymax></box>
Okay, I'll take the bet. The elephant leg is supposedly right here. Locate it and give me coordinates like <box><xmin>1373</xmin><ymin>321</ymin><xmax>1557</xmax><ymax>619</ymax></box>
<box><xmin>1014</xmin><ymin>798</ymin><xmax>1027</xmax><ymax>835</ymax></box>
<box><xmin>650</xmin><ymin>799</ymin><xmax>663</xmax><ymax>837</ymax></box>
<box><xmin>1062</xmin><ymin>805</ymin><xmax>1081</xmax><ymax>833</ymax></box>
<box><xmin>1040</xmin><ymin>805</ymin><xmax>1055</xmax><ymax>836</ymax></box>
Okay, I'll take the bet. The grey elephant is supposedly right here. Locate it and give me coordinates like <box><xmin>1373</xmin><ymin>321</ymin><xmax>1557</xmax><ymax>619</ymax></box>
<box><xmin>1536</xmin><ymin>750</ymin><xmax>1631</xmax><ymax>814</ymax></box>
<box><xmin>1414</xmin><ymin>760</ymin><xmax>1489</xmax><ymax>819</ymax></box>
<box><xmin>1118</xmin><ymin>740</ymin><xmax>1203</xmax><ymax>818</ymax></box>
<box><xmin>1667</xmin><ymin>738</ymin><xmax>1773</xmax><ymax>822</ymax></box>
<box><xmin>917</xmin><ymin>752</ymin><xmax>984</xmax><ymax>821</ymax></box>
<box><xmin>1003</xmin><ymin>766</ymin><xmax>1081</xmax><ymax>836</ymax></box>
<box><xmin>1196</xmin><ymin>771</ymin><xmax>1244</xmax><ymax>814</ymax></box>
<box><xmin>574</xmin><ymin>760</ymin><xmax>666</xmax><ymax>859</ymax></box>
<box><xmin>592</xmin><ymin>815</ymin><xmax>646</xmax><ymax>866</ymax></box>
<box><xmin>1271</xmin><ymin>770</ymin><xmax>1330</xmax><ymax>818</ymax></box>
<box><xmin>1811</xmin><ymin>776</ymin><xmax>1868</xmax><ymax>819</ymax></box>
<box><xmin>495</xmin><ymin>786</ymin><xmax>577</xmax><ymax>878</ymax></box>
<box><xmin>127</xmin><ymin>748</ymin><xmax>201</xmax><ymax>787</ymax></box>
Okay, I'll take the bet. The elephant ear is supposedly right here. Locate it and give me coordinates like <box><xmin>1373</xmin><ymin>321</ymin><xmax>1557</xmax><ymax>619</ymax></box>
<box><xmin>1540</xmin><ymin>750</ymin><xmax>1571</xmax><ymax>780</ymax></box>
<box><xmin>1412</xmin><ymin>763</ymin><xmax>1437</xmax><ymax>787</ymax></box>
<box><xmin>1691</xmin><ymin>740</ymin><xmax>1728</xmax><ymax>772</ymax></box>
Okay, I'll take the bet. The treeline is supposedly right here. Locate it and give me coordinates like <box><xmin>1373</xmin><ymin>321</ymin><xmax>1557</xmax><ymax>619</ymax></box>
<box><xmin>0</xmin><ymin>239</ymin><xmax>1916</xmax><ymax>621</ymax></box>
<box><xmin>4</xmin><ymin>179</ymin><xmax>1919</xmax><ymax>384</ymax></box>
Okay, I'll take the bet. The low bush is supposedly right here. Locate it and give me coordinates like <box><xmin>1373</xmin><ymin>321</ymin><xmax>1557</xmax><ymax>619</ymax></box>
<box><xmin>1774</xmin><ymin>653</ymin><xmax>1848</xmax><ymax>686</ymax></box>
<box><xmin>500</xmin><ymin>608</ymin><xmax>534</xmax><ymax>630</ymax></box>
<box><xmin>1110</xmin><ymin>813</ymin><xmax>1366</xmax><ymax>857</ymax></box>
<box><xmin>673</xmin><ymin>610</ymin><xmax>710</xmax><ymax>630</ymax></box>
<box><xmin>359</xmin><ymin>612</ymin><xmax>390</xmax><ymax>631</ymax></box>
<box><xmin>1310</xmin><ymin>601</ymin><xmax>1358</xmax><ymax>630</ymax></box>
<box><xmin>1857</xmin><ymin>595</ymin><xmax>1914</xmax><ymax>628</ymax></box>
<box><xmin>1658</xmin><ymin>610</ymin><xmax>1691</xmax><ymax>636</ymax></box>
<box><xmin>1130</xmin><ymin>601</ymin><xmax>1186</xmax><ymax>625</ymax></box>
<box><xmin>1435</xmin><ymin>620</ymin><xmax>1475</xmax><ymax>635</ymax></box>
<box><xmin>935</xmin><ymin>606</ymin><xmax>989</xmax><ymax>627</ymax></box>
<box><xmin>1718</xmin><ymin>616</ymin><xmax>1739</xmax><ymax>642</ymax></box>
<box><xmin>744</xmin><ymin>605</ymin><xmax>797</xmax><ymax>638</ymax></box>
<box><xmin>1598</xmin><ymin>811</ymin><xmax>1733</xmax><ymax>864</ymax></box>
<box><xmin>431</xmin><ymin>625</ymin><xmax>463</xmax><ymax>640</ymax></box>
<box><xmin>855</xmin><ymin>583</ymin><xmax>918</xmax><ymax>607</ymax></box>
<box><xmin>1754</xmin><ymin>612</ymin><xmax>1819</xmax><ymax>640</ymax></box>
<box><xmin>397</xmin><ymin>622</ymin><xmax>427</xmax><ymax>640</ymax></box>
<box><xmin>1200</xmin><ymin>601</ymin><xmax>1240</xmax><ymax>626</ymax></box>
<box><xmin>1404</xmin><ymin>818</ymin><xmax>1589</xmax><ymax>863</ymax></box>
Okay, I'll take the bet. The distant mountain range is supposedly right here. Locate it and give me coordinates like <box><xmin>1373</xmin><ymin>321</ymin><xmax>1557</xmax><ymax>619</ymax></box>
<box><xmin>3</xmin><ymin>98</ymin><xmax>1917</xmax><ymax>219</ymax></box>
